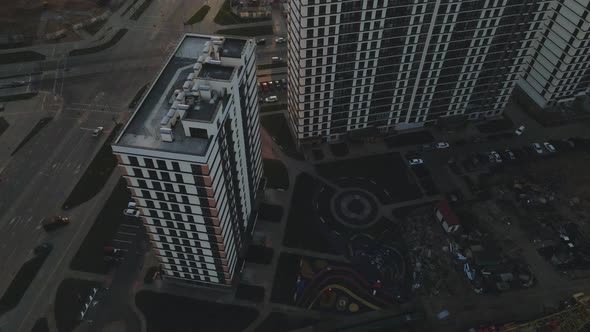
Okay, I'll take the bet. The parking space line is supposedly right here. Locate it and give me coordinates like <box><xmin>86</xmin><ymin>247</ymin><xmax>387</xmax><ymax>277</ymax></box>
<box><xmin>116</xmin><ymin>231</ymin><xmax>136</xmax><ymax>236</ymax></box>
<box><xmin>112</xmin><ymin>239</ymin><xmax>132</xmax><ymax>244</ymax></box>
<box><xmin>120</xmin><ymin>224</ymin><xmax>140</xmax><ymax>228</ymax></box>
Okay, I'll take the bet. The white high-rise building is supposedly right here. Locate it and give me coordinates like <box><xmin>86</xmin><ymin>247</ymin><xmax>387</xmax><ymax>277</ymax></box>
<box><xmin>287</xmin><ymin>0</ymin><xmax>549</xmax><ymax>144</ymax></box>
<box><xmin>518</xmin><ymin>0</ymin><xmax>590</xmax><ymax>108</ymax></box>
<box><xmin>112</xmin><ymin>34</ymin><xmax>263</xmax><ymax>286</ymax></box>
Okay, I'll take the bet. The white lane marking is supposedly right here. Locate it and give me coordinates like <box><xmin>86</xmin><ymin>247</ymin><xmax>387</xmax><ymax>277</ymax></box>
<box><xmin>116</xmin><ymin>231</ymin><xmax>136</xmax><ymax>236</ymax></box>
<box><xmin>113</xmin><ymin>239</ymin><xmax>132</xmax><ymax>243</ymax></box>
<box><xmin>121</xmin><ymin>224</ymin><xmax>140</xmax><ymax>228</ymax></box>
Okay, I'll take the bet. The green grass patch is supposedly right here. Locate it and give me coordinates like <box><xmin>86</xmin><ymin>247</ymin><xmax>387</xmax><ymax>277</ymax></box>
<box><xmin>129</xmin><ymin>82</ymin><xmax>150</xmax><ymax>109</ymax></box>
<box><xmin>130</xmin><ymin>0</ymin><xmax>154</xmax><ymax>20</ymax></box>
<box><xmin>121</xmin><ymin>0</ymin><xmax>140</xmax><ymax>16</ymax></box>
<box><xmin>62</xmin><ymin>124</ymin><xmax>122</xmax><ymax>210</ymax></box>
<box><xmin>185</xmin><ymin>5</ymin><xmax>210</xmax><ymax>24</ymax></box>
<box><xmin>0</xmin><ymin>92</ymin><xmax>38</xmax><ymax>102</ymax></box>
<box><xmin>260</xmin><ymin>103</ymin><xmax>287</xmax><ymax>113</ymax></box>
<box><xmin>263</xmin><ymin>159</ymin><xmax>289</xmax><ymax>190</ymax></box>
<box><xmin>11</xmin><ymin>117</ymin><xmax>52</xmax><ymax>156</ymax></box>
<box><xmin>0</xmin><ymin>252</ymin><xmax>49</xmax><ymax>314</ymax></box>
<box><xmin>83</xmin><ymin>19</ymin><xmax>107</xmax><ymax>35</ymax></box>
<box><xmin>0</xmin><ymin>117</ymin><xmax>9</xmax><ymax>137</ymax></box>
<box><xmin>261</xmin><ymin>113</ymin><xmax>303</xmax><ymax>160</ymax></box>
<box><xmin>257</xmin><ymin>63</ymin><xmax>287</xmax><ymax>70</ymax></box>
<box><xmin>69</xmin><ymin>29</ymin><xmax>128</xmax><ymax>56</ymax></box>
<box><xmin>217</xmin><ymin>25</ymin><xmax>273</xmax><ymax>37</ymax></box>
<box><xmin>137</xmin><ymin>291</ymin><xmax>259</xmax><ymax>331</ymax></box>
<box><xmin>31</xmin><ymin>318</ymin><xmax>49</xmax><ymax>332</ymax></box>
<box><xmin>0</xmin><ymin>51</ymin><xmax>45</xmax><ymax>65</ymax></box>
<box><xmin>214</xmin><ymin>0</ymin><xmax>271</xmax><ymax>25</ymax></box>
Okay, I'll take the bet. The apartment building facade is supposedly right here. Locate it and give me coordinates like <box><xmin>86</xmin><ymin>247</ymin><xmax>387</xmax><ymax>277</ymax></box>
<box><xmin>112</xmin><ymin>34</ymin><xmax>263</xmax><ymax>286</ymax></box>
<box><xmin>287</xmin><ymin>0</ymin><xmax>550</xmax><ymax>143</ymax></box>
<box><xmin>518</xmin><ymin>0</ymin><xmax>590</xmax><ymax>109</ymax></box>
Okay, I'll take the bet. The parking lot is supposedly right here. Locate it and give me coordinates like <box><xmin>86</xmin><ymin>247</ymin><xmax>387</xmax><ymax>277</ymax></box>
<box><xmin>70</xmin><ymin>178</ymin><xmax>142</xmax><ymax>274</ymax></box>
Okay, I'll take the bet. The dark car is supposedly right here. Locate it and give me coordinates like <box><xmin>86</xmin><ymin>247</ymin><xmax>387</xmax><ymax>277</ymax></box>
<box><xmin>256</xmin><ymin>39</ymin><xmax>266</xmax><ymax>45</ymax></box>
<box><xmin>34</xmin><ymin>243</ymin><xmax>53</xmax><ymax>255</ymax></box>
<box><xmin>42</xmin><ymin>216</ymin><xmax>70</xmax><ymax>231</ymax></box>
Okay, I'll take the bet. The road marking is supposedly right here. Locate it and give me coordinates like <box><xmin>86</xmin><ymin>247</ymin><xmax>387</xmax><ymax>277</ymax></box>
<box><xmin>121</xmin><ymin>224</ymin><xmax>140</xmax><ymax>228</ymax></box>
<box><xmin>116</xmin><ymin>231</ymin><xmax>136</xmax><ymax>236</ymax></box>
<box><xmin>113</xmin><ymin>239</ymin><xmax>132</xmax><ymax>244</ymax></box>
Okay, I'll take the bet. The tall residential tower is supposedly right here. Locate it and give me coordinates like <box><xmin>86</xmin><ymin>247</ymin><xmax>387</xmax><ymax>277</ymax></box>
<box><xmin>287</xmin><ymin>0</ymin><xmax>549</xmax><ymax>144</ymax></box>
<box><xmin>112</xmin><ymin>34</ymin><xmax>263</xmax><ymax>286</ymax></box>
<box><xmin>518</xmin><ymin>0</ymin><xmax>590</xmax><ymax>109</ymax></box>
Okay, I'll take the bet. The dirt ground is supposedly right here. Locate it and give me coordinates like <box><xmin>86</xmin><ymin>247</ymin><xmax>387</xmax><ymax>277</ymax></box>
<box><xmin>0</xmin><ymin>0</ymin><xmax>118</xmax><ymax>42</ymax></box>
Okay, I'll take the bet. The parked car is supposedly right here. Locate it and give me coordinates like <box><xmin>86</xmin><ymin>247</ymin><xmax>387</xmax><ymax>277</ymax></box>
<box><xmin>42</xmin><ymin>216</ymin><xmax>70</xmax><ymax>231</ymax></box>
<box><xmin>92</xmin><ymin>126</ymin><xmax>104</xmax><ymax>137</ymax></box>
<box><xmin>104</xmin><ymin>246</ymin><xmax>123</xmax><ymax>257</ymax></box>
<box><xmin>123</xmin><ymin>209</ymin><xmax>140</xmax><ymax>217</ymax></box>
<box><xmin>504</xmin><ymin>149</ymin><xmax>516</xmax><ymax>160</ymax></box>
<box><xmin>544</xmin><ymin>142</ymin><xmax>556</xmax><ymax>153</ymax></box>
<box><xmin>267</xmin><ymin>81</ymin><xmax>274</xmax><ymax>89</ymax></box>
<box><xmin>408</xmin><ymin>158</ymin><xmax>424</xmax><ymax>165</ymax></box>
<box><xmin>128</xmin><ymin>201</ymin><xmax>137</xmax><ymax>209</ymax></box>
<box><xmin>271</xmin><ymin>56</ymin><xmax>282</xmax><ymax>63</ymax></box>
<box><xmin>256</xmin><ymin>38</ymin><xmax>266</xmax><ymax>45</ymax></box>
<box><xmin>490</xmin><ymin>151</ymin><xmax>502</xmax><ymax>163</ymax></box>
<box><xmin>436</xmin><ymin>142</ymin><xmax>450</xmax><ymax>149</ymax></box>
<box><xmin>532</xmin><ymin>143</ymin><xmax>544</xmax><ymax>154</ymax></box>
<box><xmin>265</xmin><ymin>96</ymin><xmax>278</xmax><ymax>103</ymax></box>
<box><xmin>275</xmin><ymin>37</ymin><xmax>286</xmax><ymax>43</ymax></box>
<box><xmin>34</xmin><ymin>243</ymin><xmax>53</xmax><ymax>255</ymax></box>
<box><xmin>515</xmin><ymin>125</ymin><xmax>525</xmax><ymax>135</ymax></box>
<box><xmin>262</xmin><ymin>82</ymin><xmax>269</xmax><ymax>92</ymax></box>
<box><xmin>281</xmin><ymin>78</ymin><xmax>287</xmax><ymax>87</ymax></box>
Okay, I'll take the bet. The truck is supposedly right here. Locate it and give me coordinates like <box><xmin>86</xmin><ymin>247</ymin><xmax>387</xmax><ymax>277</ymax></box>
<box><xmin>42</xmin><ymin>216</ymin><xmax>70</xmax><ymax>231</ymax></box>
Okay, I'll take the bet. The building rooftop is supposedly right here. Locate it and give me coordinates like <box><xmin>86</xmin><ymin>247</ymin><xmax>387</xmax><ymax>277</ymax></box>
<box><xmin>198</xmin><ymin>62</ymin><xmax>235</xmax><ymax>81</ymax></box>
<box><xmin>115</xmin><ymin>34</ymin><xmax>249</xmax><ymax>156</ymax></box>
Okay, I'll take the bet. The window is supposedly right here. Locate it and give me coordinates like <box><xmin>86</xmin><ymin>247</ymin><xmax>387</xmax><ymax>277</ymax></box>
<box><xmin>128</xmin><ymin>156</ymin><xmax>139</xmax><ymax>166</ymax></box>
<box><xmin>157</xmin><ymin>160</ymin><xmax>167</xmax><ymax>169</ymax></box>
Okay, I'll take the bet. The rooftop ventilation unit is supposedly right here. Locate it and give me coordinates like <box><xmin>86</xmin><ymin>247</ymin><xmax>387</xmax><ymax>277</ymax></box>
<box><xmin>211</xmin><ymin>36</ymin><xmax>224</xmax><ymax>44</ymax></box>
<box><xmin>160</xmin><ymin>115</ymin><xmax>171</xmax><ymax>126</ymax></box>
<box><xmin>160</xmin><ymin>127</ymin><xmax>174</xmax><ymax>142</ymax></box>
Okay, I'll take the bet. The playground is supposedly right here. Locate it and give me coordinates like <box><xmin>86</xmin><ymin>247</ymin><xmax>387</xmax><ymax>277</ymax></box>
<box><xmin>278</xmin><ymin>153</ymin><xmax>424</xmax><ymax>313</ymax></box>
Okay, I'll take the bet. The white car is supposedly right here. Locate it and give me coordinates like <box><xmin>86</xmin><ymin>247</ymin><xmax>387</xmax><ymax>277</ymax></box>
<box><xmin>532</xmin><ymin>143</ymin><xmax>544</xmax><ymax>154</ymax></box>
<box><xmin>128</xmin><ymin>201</ymin><xmax>137</xmax><ymax>209</ymax></box>
<box><xmin>264</xmin><ymin>96</ymin><xmax>278</xmax><ymax>103</ymax></box>
<box><xmin>490</xmin><ymin>151</ymin><xmax>502</xmax><ymax>163</ymax></box>
<box><xmin>123</xmin><ymin>209</ymin><xmax>140</xmax><ymax>217</ymax></box>
<box><xmin>515</xmin><ymin>125</ymin><xmax>525</xmax><ymax>136</ymax></box>
<box><xmin>275</xmin><ymin>37</ymin><xmax>286</xmax><ymax>43</ymax></box>
<box><xmin>436</xmin><ymin>142</ymin><xmax>450</xmax><ymax>149</ymax></box>
<box><xmin>544</xmin><ymin>142</ymin><xmax>556</xmax><ymax>153</ymax></box>
<box><xmin>409</xmin><ymin>158</ymin><xmax>423</xmax><ymax>165</ymax></box>
<box><xmin>92</xmin><ymin>126</ymin><xmax>104</xmax><ymax>137</ymax></box>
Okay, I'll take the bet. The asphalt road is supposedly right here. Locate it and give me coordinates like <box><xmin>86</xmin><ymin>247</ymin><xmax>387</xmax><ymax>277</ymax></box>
<box><xmin>0</xmin><ymin>1</ymin><xmax>290</xmax><ymax>331</ymax></box>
